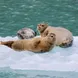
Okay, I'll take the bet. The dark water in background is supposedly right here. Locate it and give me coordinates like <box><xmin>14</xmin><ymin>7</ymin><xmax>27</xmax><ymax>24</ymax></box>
<box><xmin>0</xmin><ymin>0</ymin><xmax>78</xmax><ymax>36</ymax></box>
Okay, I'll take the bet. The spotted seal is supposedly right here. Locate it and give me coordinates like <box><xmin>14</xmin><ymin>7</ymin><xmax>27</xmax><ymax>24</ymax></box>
<box><xmin>17</xmin><ymin>28</ymin><xmax>36</xmax><ymax>39</ymax></box>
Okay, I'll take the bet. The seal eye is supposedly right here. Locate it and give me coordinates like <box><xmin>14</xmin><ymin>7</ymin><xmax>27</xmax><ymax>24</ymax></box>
<box><xmin>41</xmin><ymin>25</ymin><xmax>44</xmax><ymax>27</ymax></box>
<box><xmin>49</xmin><ymin>33</ymin><xmax>55</xmax><ymax>37</ymax></box>
<box><xmin>51</xmin><ymin>35</ymin><xmax>53</xmax><ymax>37</ymax></box>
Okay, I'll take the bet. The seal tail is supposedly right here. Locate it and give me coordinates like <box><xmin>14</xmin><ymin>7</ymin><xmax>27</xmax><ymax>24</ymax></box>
<box><xmin>0</xmin><ymin>41</ymin><xmax>14</xmax><ymax>48</ymax></box>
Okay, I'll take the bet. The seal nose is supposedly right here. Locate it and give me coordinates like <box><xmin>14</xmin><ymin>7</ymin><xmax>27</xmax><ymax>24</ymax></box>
<box><xmin>37</xmin><ymin>26</ymin><xmax>41</xmax><ymax>30</ymax></box>
<box><xmin>38</xmin><ymin>25</ymin><xmax>40</xmax><ymax>28</ymax></box>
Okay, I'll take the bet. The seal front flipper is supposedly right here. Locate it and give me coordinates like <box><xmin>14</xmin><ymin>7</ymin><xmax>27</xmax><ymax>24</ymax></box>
<box><xmin>34</xmin><ymin>39</ymin><xmax>41</xmax><ymax>48</ymax></box>
<box><xmin>43</xmin><ymin>30</ymin><xmax>49</xmax><ymax>37</ymax></box>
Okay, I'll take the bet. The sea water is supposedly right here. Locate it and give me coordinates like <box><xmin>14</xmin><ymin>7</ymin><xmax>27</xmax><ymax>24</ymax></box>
<box><xmin>0</xmin><ymin>0</ymin><xmax>78</xmax><ymax>78</ymax></box>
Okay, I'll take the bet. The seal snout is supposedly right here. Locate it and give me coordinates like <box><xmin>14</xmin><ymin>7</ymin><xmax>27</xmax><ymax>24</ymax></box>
<box><xmin>37</xmin><ymin>24</ymin><xmax>41</xmax><ymax>30</ymax></box>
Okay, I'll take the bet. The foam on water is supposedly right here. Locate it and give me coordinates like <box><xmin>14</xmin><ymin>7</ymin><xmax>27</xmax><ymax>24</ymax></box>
<box><xmin>0</xmin><ymin>36</ymin><xmax>78</xmax><ymax>72</ymax></box>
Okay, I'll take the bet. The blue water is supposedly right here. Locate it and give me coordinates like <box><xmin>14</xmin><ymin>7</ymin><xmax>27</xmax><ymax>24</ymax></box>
<box><xmin>0</xmin><ymin>0</ymin><xmax>78</xmax><ymax>78</ymax></box>
<box><xmin>0</xmin><ymin>67</ymin><xmax>78</xmax><ymax>78</ymax></box>
<box><xmin>0</xmin><ymin>0</ymin><xmax>78</xmax><ymax>36</ymax></box>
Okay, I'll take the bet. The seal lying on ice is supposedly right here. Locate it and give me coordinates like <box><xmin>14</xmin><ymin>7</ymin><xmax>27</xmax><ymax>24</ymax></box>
<box><xmin>37</xmin><ymin>23</ymin><xmax>73</xmax><ymax>48</ymax></box>
<box><xmin>17</xmin><ymin>28</ymin><xmax>36</xmax><ymax>39</ymax></box>
<box><xmin>0</xmin><ymin>33</ymin><xmax>56</xmax><ymax>53</ymax></box>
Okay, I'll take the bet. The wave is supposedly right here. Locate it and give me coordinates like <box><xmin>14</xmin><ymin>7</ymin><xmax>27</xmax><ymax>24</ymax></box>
<box><xmin>0</xmin><ymin>36</ymin><xmax>78</xmax><ymax>72</ymax></box>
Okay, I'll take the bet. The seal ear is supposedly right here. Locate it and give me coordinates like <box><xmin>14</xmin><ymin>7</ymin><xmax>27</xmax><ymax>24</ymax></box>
<box><xmin>34</xmin><ymin>40</ymin><xmax>41</xmax><ymax>48</ymax></box>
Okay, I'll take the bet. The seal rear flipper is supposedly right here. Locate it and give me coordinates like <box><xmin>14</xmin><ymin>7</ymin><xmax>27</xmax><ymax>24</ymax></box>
<box><xmin>1</xmin><ymin>41</ymin><xmax>14</xmax><ymax>48</ymax></box>
<box><xmin>59</xmin><ymin>40</ymin><xmax>73</xmax><ymax>48</ymax></box>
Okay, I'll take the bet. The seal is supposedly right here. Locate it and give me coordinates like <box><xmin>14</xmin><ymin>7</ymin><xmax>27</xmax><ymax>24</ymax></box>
<box><xmin>17</xmin><ymin>28</ymin><xmax>36</xmax><ymax>39</ymax></box>
<box><xmin>0</xmin><ymin>33</ymin><xmax>56</xmax><ymax>53</ymax></box>
<box><xmin>37</xmin><ymin>23</ymin><xmax>73</xmax><ymax>48</ymax></box>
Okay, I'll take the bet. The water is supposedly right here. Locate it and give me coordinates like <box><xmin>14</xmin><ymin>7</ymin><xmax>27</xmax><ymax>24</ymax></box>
<box><xmin>0</xmin><ymin>0</ymin><xmax>78</xmax><ymax>36</ymax></box>
<box><xmin>0</xmin><ymin>68</ymin><xmax>78</xmax><ymax>78</ymax></box>
<box><xmin>0</xmin><ymin>0</ymin><xmax>78</xmax><ymax>78</ymax></box>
